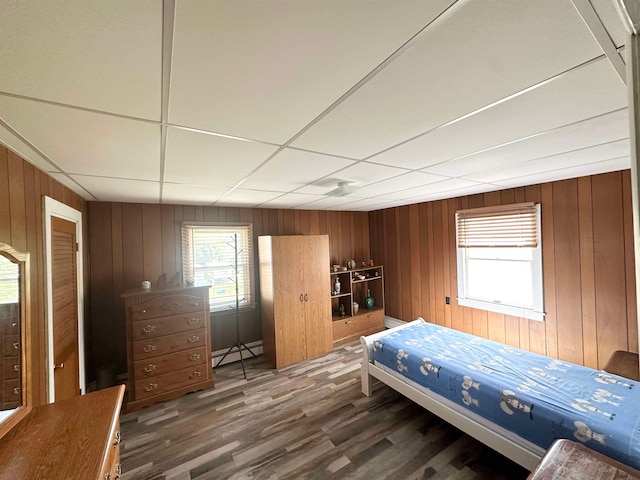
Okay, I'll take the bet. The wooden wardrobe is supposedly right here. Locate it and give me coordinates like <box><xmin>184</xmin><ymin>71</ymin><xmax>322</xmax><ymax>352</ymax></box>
<box><xmin>258</xmin><ymin>235</ymin><xmax>332</xmax><ymax>368</ymax></box>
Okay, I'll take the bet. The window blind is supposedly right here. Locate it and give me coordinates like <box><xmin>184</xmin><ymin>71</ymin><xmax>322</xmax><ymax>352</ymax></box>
<box><xmin>182</xmin><ymin>222</ymin><xmax>255</xmax><ymax>311</ymax></box>
<box><xmin>456</xmin><ymin>202</ymin><xmax>538</xmax><ymax>248</ymax></box>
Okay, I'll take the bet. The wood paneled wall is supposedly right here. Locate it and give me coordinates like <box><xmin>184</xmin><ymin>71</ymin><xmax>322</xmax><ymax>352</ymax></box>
<box><xmin>87</xmin><ymin>203</ymin><xmax>370</xmax><ymax>378</ymax></box>
<box><xmin>370</xmin><ymin>170</ymin><xmax>637</xmax><ymax>369</ymax></box>
<box><xmin>0</xmin><ymin>145</ymin><xmax>87</xmax><ymax>405</ymax></box>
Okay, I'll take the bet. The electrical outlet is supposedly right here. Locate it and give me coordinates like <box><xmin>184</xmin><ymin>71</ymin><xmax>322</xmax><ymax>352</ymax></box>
<box><xmin>445</xmin><ymin>296</ymin><xmax>450</xmax><ymax>305</ymax></box>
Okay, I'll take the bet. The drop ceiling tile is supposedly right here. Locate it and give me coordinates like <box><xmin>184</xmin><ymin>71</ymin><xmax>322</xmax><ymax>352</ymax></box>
<box><xmin>168</xmin><ymin>1</ymin><xmax>456</xmax><ymax>143</ymax></box>
<box><xmin>260</xmin><ymin>193</ymin><xmax>327</xmax><ymax>209</ymax></box>
<box><xmin>464</xmin><ymin>139</ymin><xmax>630</xmax><ymax>183</ymax></box>
<box><xmin>294</xmin><ymin>196</ymin><xmax>367</xmax><ymax>210</ymax></box>
<box><xmin>376</xmin><ymin>178</ymin><xmax>482</xmax><ymax>201</ymax></box>
<box><xmin>291</xmin><ymin>0</ymin><xmax>605</xmax><ymax>158</ymax></box>
<box><xmin>494</xmin><ymin>157</ymin><xmax>629</xmax><ymax>188</ymax></box>
<box><xmin>164</xmin><ymin>127</ymin><xmax>278</xmax><ymax>188</ymax></box>
<box><xmin>163</xmin><ymin>183</ymin><xmax>228</xmax><ymax>205</ymax></box>
<box><xmin>215</xmin><ymin>189</ymin><xmax>284</xmax><ymax>208</ymax></box>
<box><xmin>71</xmin><ymin>175</ymin><xmax>160</xmax><ymax>203</ymax></box>
<box><xmin>373</xmin><ymin>59</ymin><xmax>626</xmax><ymax>170</ymax></box>
<box><xmin>0</xmin><ymin>1</ymin><xmax>162</xmax><ymax>120</ymax></box>
<box><xmin>0</xmin><ymin>96</ymin><xmax>161</xmax><ymax>180</ymax></box>
<box><xmin>300</xmin><ymin>162</ymin><xmax>410</xmax><ymax>193</ymax></box>
<box><xmin>47</xmin><ymin>173</ymin><xmax>93</xmax><ymax>200</ymax></box>
<box><xmin>353</xmin><ymin>171</ymin><xmax>449</xmax><ymax>197</ymax></box>
<box><xmin>0</xmin><ymin>123</ymin><xmax>59</xmax><ymax>174</ymax></box>
<box><xmin>591</xmin><ymin>0</ymin><xmax>628</xmax><ymax>47</ymax></box>
<box><xmin>241</xmin><ymin>148</ymin><xmax>356</xmax><ymax>192</ymax></box>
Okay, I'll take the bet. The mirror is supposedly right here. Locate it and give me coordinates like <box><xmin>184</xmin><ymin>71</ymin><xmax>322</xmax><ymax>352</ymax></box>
<box><xmin>0</xmin><ymin>243</ymin><xmax>30</xmax><ymax>432</ymax></box>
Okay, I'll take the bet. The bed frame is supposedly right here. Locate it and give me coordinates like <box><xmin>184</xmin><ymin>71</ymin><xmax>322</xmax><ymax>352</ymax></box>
<box><xmin>360</xmin><ymin>318</ymin><xmax>544</xmax><ymax>471</ymax></box>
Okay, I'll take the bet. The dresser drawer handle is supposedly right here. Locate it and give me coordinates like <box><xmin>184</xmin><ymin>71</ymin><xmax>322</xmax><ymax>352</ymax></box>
<box><xmin>187</xmin><ymin>317</ymin><xmax>200</xmax><ymax>325</ymax></box>
<box><xmin>11</xmin><ymin>322</ymin><xmax>17</xmax><ymax>327</ymax></box>
<box><xmin>189</xmin><ymin>370</ymin><xmax>202</xmax><ymax>379</ymax></box>
<box><xmin>13</xmin><ymin>387</ymin><xmax>20</xmax><ymax>395</ymax></box>
<box><xmin>143</xmin><ymin>364</ymin><xmax>157</xmax><ymax>373</ymax></box>
<box><xmin>140</xmin><ymin>309</ymin><xmax>147</xmax><ymax>314</ymax></box>
<box><xmin>188</xmin><ymin>335</ymin><xmax>200</xmax><ymax>344</ymax></box>
<box><xmin>113</xmin><ymin>430</ymin><xmax>121</xmax><ymax>446</ymax></box>
<box><xmin>13</xmin><ymin>342</ymin><xmax>19</xmax><ymax>350</ymax></box>
<box><xmin>144</xmin><ymin>383</ymin><xmax>158</xmax><ymax>392</ymax></box>
<box><xmin>345</xmin><ymin>320</ymin><xmax>352</xmax><ymax>325</ymax></box>
<box><xmin>105</xmin><ymin>473</ymin><xmax>111</xmax><ymax>480</ymax></box>
<box><xmin>142</xmin><ymin>325</ymin><xmax>156</xmax><ymax>334</ymax></box>
<box><xmin>13</xmin><ymin>364</ymin><xmax>19</xmax><ymax>372</ymax></box>
<box><xmin>189</xmin><ymin>353</ymin><xmax>201</xmax><ymax>361</ymax></box>
<box><xmin>194</xmin><ymin>302</ymin><xmax>199</xmax><ymax>307</ymax></box>
<box><xmin>115</xmin><ymin>463</ymin><xmax>122</xmax><ymax>478</ymax></box>
<box><xmin>143</xmin><ymin>344</ymin><xmax>157</xmax><ymax>353</ymax></box>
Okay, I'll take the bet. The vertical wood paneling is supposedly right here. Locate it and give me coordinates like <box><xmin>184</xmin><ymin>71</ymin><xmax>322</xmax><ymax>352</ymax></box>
<box><xmin>553</xmin><ymin>180</ymin><xmax>583</xmax><ymax>365</ymax></box>
<box><xmin>369</xmin><ymin>171</ymin><xmax>638</xmax><ymax>369</ymax></box>
<box><xmin>2</xmin><ymin>146</ymin><xmax>86</xmax><ymax>406</ymax></box>
<box><xmin>142</xmin><ymin>204</ymin><xmax>163</xmax><ymax>283</ymax></box>
<box><xmin>592</xmin><ymin>172</ymin><xmax>629</xmax><ymax>367</ymax></box>
<box><xmin>121</xmin><ymin>204</ymin><xmax>144</xmax><ymax>289</ymax></box>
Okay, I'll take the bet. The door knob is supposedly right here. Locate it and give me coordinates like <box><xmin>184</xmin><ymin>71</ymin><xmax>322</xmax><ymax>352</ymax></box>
<box><xmin>54</xmin><ymin>362</ymin><xmax>64</xmax><ymax>370</ymax></box>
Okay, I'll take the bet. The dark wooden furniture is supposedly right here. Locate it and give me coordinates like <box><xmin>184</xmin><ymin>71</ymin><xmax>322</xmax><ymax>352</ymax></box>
<box><xmin>331</xmin><ymin>265</ymin><xmax>385</xmax><ymax>346</ymax></box>
<box><xmin>604</xmin><ymin>350</ymin><xmax>640</xmax><ymax>381</ymax></box>
<box><xmin>258</xmin><ymin>235</ymin><xmax>333</xmax><ymax>368</ymax></box>
<box><xmin>0</xmin><ymin>303</ymin><xmax>20</xmax><ymax>410</ymax></box>
<box><xmin>122</xmin><ymin>285</ymin><xmax>214</xmax><ymax>411</ymax></box>
<box><xmin>527</xmin><ymin>439</ymin><xmax>640</xmax><ymax>479</ymax></box>
<box><xmin>0</xmin><ymin>385</ymin><xmax>125</xmax><ymax>479</ymax></box>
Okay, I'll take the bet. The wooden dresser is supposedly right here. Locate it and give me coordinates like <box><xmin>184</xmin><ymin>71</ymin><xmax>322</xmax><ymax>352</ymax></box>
<box><xmin>0</xmin><ymin>385</ymin><xmax>125</xmax><ymax>479</ymax></box>
<box><xmin>122</xmin><ymin>285</ymin><xmax>214</xmax><ymax>412</ymax></box>
<box><xmin>0</xmin><ymin>303</ymin><xmax>20</xmax><ymax>410</ymax></box>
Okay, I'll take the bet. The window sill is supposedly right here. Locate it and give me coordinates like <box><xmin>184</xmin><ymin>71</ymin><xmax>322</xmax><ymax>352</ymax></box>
<box><xmin>457</xmin><ymin>298</ymin><xmax>544</xmax><ymax>321</ymax></box>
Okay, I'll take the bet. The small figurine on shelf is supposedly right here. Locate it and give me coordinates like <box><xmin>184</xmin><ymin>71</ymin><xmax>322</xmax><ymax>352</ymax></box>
<box><xmin>339</xmin><ymin>304</ymin><xmax>346</xmax><ymax>317</ymax></box>
<box><xmin>334</xmin><ymin>276</ymin><xmax>341</xmax><ymax>294</ymax></box>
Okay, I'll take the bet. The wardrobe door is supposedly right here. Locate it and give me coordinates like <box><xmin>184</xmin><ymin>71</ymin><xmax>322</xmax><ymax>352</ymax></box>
<box><xmin>301</xmin><ymin>235</ymin><xmax>332</xmax><ymax>359</ymax></box>
<box><xmin>272</xmin><ymin>237</ymin><xmax>306</xmax><ymax>367</ymax></box>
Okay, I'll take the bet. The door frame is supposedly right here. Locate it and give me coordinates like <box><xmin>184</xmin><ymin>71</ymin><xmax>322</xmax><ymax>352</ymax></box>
<box><xmin>44</xmin><ymin>196</ymin><xmax>85</xmax><ymax>402</ymax></box>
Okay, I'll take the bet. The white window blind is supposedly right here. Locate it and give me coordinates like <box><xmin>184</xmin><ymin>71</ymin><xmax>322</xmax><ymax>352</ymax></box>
<box><xmin>182</xmin><ymin>223</ymin><xmax>255</xmax><ymax>312</ymax></box>
<box><xmin>456</xmin><ymin>202</ymin><xmax>538</xmax><ymax>248</ymax></box>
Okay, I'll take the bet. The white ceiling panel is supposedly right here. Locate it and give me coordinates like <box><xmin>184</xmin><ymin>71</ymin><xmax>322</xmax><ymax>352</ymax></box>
<box><xmin>493</xmin><ymin>158</ymin><xmax>629</xmax><ymax>188</ymax></box>
<box><xmin>241</xmin><ymin>148</ymin><xmax>356</xmax><ymax>192</ymax></box>
<box><xmin>424</xmin><ymin>108</ymin><xmax>628</xmax><ymax>178</ymax></box>
<box><xmin>371</xmin><ymin>58</ymin><xmax>626</xmax><ymax>170</ymax></box>
<box><xmin>376</xmin><ymin>178</ymin><xmax>482</xmax><ymax>201</ymax></box>
<box><xmin>293</xmin><ymin>196</ymin><xmax>367</xmax><ymax>210</ymax></box>
<box><xmin>312</xmin><ymin>162</ymin><xmax>411</xmax><ymax>190</ymax></box>
<box><xmin>0</xmin><ymin>96</ymin><xmax>161</xmax><ymax>180</ymax></box>
<box><xmin>162</xmin><ymin>183</ymin><xmax>228</xmax><ymax>205</ymax></box>
<box><xmin>168</xmin><ymin>0</ymin><xmax>456</xmax><ymax>143</ymax></box>
<box><xmin>591</xmin><ymin>0</ymin><xmax>628</xmax><ymax>48</ymax></box>
<box><xmin>0</xmin><ymin>123</ymin><xmax>58</xmax><ymax>174</ymax></box>
<box><xmin>352</xmin><ymin>171</ymin><xmax>449</xmax><ymax>197</ymax></box>
<box><xmin>216</xmin><ymin>189</ymin><xmax>284</xmax><ymax>208</ymax></box>
<box><xmin>164</xmin><ymin>127</ymin><xmax>278</xmax><ymax>188</ymax></box>
<box><xmin>0</xmin><ymin>0</ymin><xmax>162</xmax><ymax>120</ymax></box>
<box><xmin>71</xmin><ymin>176</ymin><xmax>160</xmax><ymax>203</ymax></box>
<box><xmin>259</xmin><ymin>193</ymin><xmax>327</xmax><ymax>209</ymax></box>
<box><xmin>464</xmin><ymin>139</ymin><xmax>630</xmax><ymax>183</ymax></box>
<box><xmin>291</xmin><ymin>0</ymin><xmax>604</xmax><ymax>158</ymax></box>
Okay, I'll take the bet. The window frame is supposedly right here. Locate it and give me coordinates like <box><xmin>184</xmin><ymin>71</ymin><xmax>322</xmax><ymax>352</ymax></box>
<box><xmin>181</xmin><ymin>222</ymin><xmax>255</xmax><ymax>313</ymax></box>
<box><xmin>455</xmin><ymin>203</ymin><xmax>545</xmax><ymax>321</ymax></box>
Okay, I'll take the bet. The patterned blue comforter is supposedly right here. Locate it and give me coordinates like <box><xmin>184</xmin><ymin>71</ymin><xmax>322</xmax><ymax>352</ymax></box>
<box><xmin>372</xmin><ymin>321</ymin><xmax>640</xmax><ymax>469</ymax></box>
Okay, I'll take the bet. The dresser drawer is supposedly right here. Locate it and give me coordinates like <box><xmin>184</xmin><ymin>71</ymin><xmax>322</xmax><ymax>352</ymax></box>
<box><xmin>3</xmin><ymin>358</ymin><xmax>19</xmax><ymax>380</ymax></box>
<box><xmin>134</xmin><ymin>364</ymin><xmax>210</xmax><ymax>400</ymax></box>
<box><xmin>2</xmin><ymin>335</ymin><xmax>19</xmax><ymax>357</ymax></box>
<box><xmin>132</xmin><ymin>329</ymin><xmax>207</xmax><ymax>360</ymax></box>
<box><xmin>131</xmin><ymin>310</ymin><xmax>206</xmax><ymax>341</ymax></box>
<box><xmin>1</xmin><ymin>314</ymin><xmax>19</xmax><ymax>335</ymax></box>
<box><xmin>3</xmin><ymin>378</ymin><xmax>20</xmax><ymax>403</ymax></box>
<box><xmin>333</xmin><ymin>309</ymin><xmax>384</xmax><ymax>343</ymax></box>
<box><xmin>131</xmin><ymin>294</ymin><xmax>206</xmax><ymax>321</ymax></box>
<box><xmin>133</xmin><ymin>346</ymin><xmax>207</xmax><ymax>378</ymax></box>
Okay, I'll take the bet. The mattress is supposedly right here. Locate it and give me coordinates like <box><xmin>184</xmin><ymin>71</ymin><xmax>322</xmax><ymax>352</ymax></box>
<box><xmin>372</xmin><ymin>321</ymin><xmax>640</xmax><ymax>469</ymax></box>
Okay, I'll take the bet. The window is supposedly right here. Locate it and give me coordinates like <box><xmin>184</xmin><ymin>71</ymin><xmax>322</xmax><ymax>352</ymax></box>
<box><xmin>182</xmin><ymin>223</ymin><xmax>255</xmax><ymax>312</ymax></box>
<box><xmin>455</xmin><ymin>203</ymin><xmax>544</xmax><ymax>321</ymax></box>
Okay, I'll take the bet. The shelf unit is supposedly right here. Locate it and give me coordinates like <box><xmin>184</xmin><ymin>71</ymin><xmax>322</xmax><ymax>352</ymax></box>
<box><xmin>330</xmin><ymin>265</ymin><xmax>385</xmax><ymax>346</ymax></box>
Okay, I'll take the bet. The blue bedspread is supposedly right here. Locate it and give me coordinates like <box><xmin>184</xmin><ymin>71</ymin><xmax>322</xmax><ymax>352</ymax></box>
<box><xmin>372</xmin><ymin>320</ymin><xmax>640</xmax><ymax>469</ymax></box>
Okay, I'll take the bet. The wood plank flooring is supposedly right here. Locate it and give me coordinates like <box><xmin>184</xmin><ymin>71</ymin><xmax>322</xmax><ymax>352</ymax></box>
<box><xmin>120</xmin><ymin>343</ymin><xmax>529</xmax><ymax>480</ymax></box>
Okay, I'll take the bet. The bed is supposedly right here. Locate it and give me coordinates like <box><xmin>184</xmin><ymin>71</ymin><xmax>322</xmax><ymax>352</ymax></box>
<box><xmin>360</xmin><ymin>318</ymin><xmax>640</xmax><ymax>471</ymax></box>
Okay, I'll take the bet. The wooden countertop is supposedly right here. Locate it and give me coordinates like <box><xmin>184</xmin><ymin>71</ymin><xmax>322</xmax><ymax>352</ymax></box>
<box><xmin>527</xmin><ymin>439</ymin><xmax>640</xmax><ymax>479</ymax></box>
<box><xmin>0</xmin><ymin>385</ymin><xmax>125</xmax><ymax>479</ymax></box>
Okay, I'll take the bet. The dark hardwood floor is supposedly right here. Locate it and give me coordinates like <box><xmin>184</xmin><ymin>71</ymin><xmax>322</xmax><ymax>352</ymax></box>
<box><xmin>120</xmin><ymin>342</ymin><xmax>529</xmax><ymax>480</ymax></box>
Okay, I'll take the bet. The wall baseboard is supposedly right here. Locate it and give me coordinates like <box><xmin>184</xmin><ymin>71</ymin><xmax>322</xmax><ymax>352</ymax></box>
<box><xmin>212</xmin><ymin>340</ymin><xmax>263</xmax><ymax>368</ymax></box>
